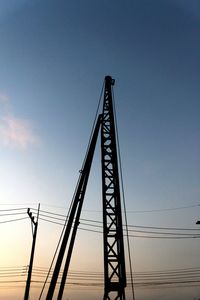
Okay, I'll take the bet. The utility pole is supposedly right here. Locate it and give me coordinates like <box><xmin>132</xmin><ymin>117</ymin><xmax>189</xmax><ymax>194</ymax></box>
<box><xmin>24</xmin><ymin>204</ymin><xmax>40</xmax><ymax>300</ymax></box>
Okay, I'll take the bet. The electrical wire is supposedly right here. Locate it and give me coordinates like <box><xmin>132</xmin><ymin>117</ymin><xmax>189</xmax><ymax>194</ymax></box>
<box><xmin>2</xmin><ymin>265</ymin><xmax>200</xmax><ymax>276</ymax></box>
<box><xmin>30</xmin><ymin>208</ymin><xmax>200</xmax><ymax>231</ymax></box>
<box><xmin>127</xmin><ymin>204</ymin><xmax>200</xmax><ymax>213</ymax></box>
<box><xmin>0</xmin><ymin>208</ymin><xmax>27</xmax><ymax>212</ymax></box>
<box><xmin>112</xmin><ymin>82</ymin><xmax>135</xmax><ymax>300</ymax></box>
<box><xmin>70</xmin><ymin>203</ymin><xmax>200</xmax><ymax>213</ymax></box>
<box><xmin>1</xmin><ymin>202</ymin><xmax>199</xmax><ymax>213</ymax></box>
<box><xmin>128</xmin><ymin>224</ymin><xmax>200</xmax><ymax>231</ymax></box>
<box><xmin>35</xmin><ymin>217</ymin><xmax>200</xmax><ymax>238</ymax></box>
<box><xmin>1</xmin><ymin>266</ymin><xmax>200</xmax><ymax>292</ymax></box>
<box><xmin>0</xmin><ymin>217</ymin><xmax>28</xmax><ymax>224</ymax></box>
<box><xmin>0</xmin><ymin>212</ymin><xmax>27</xmax><ymax>217</ymax></box>
<box><xmin>1</xmin><ymin>209</ymin><xmax>200</xmax><ymax>239</ymax></box>
<box><xmin>81</xmin><ymin>79</ymin><xmax>104</xmax><ymax>169</ymax></box>
<box><xmin>0</xmin><ymin>268</ymin><xmax>200</xmax><ymax>287</ymax></box>
<box><xmin>32</xmin><ymin>208</ymin><xmax>200</xmax><ymax>231</ymax></box>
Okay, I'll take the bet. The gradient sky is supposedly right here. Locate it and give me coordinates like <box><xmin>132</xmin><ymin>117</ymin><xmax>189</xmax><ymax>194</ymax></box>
<box><xmin>0</xmin><ymin>1</ymin><xmax>200</xmax><ymax>299</ymax></box>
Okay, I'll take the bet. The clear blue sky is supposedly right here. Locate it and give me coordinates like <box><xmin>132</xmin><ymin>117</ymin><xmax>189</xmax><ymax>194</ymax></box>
<box><xmin>0</xmin><ymin>1</ymin><xmax>199</xmax><ymax>299</ymax></box>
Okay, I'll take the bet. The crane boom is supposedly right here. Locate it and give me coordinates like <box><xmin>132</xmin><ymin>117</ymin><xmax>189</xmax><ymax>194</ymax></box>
<box><xmin>46</xmin><ymin>115</ymin><xmax>102</xmax><ymax>300</ymax></box>
<box><xmin>101</xmin><ymin>76</ymin><xmax>126</xmax><ymax>300</ymax></box>
<box><xmin>45</xmin><ymin>76</ymin><xmax>127</xmax><ymax>300</ymax></box>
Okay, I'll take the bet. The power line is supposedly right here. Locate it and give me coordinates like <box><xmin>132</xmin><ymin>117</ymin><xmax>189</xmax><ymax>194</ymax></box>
<box><xmin>0</xmin><ymin>212</ymin><xmax>27</xmax><ymax>217</ymax></box>
<box><xmin>0</xmin><ymin>208</ymin><xmax>27</xmax><ymax>212</ymax></box>
<box><xmin>1</xmin><ymin>207</ymin><xmax>200</xmax><ymax>239</ymax></box>
<box><xmin>1</xmin><ymin>202</ymin><xmax>199</xmax><ymax>214</ymax></box>
<box><xmin>30</xmin><ymin>208</ymin><xmax>200</xmax><ymax>231</ymax></box>
<box><xmin>76</xmin><ymin>203</ymin><xmax>200</xmax><ymax>213</ymax></box>
<box><xmin>2</xmin><ymin>265</ymin><xmax>200</xmax><ymax>276</ymax></box>
<box><xmin>1</xmin><ymin>206</ymin><xmax>200</xmax><ymax>231</ymax></box>
<box><xmin>0</xmin><ymin>217</ymin><xmax>28</xmax><ymax>224</ymax></box>
<box><xmin>126</xmin><ymin>204</ymin><xmax>200</xmax><ymax>213</ymax></box>
<box><xmin>38</xmin><ymin>218</ymin><xmax>200</xmax><ymax>239</ymax></box>
<box><xmin>1</xmin><ymin>266</ymin><xmax>200</xmax><ymax>292</ymax></box>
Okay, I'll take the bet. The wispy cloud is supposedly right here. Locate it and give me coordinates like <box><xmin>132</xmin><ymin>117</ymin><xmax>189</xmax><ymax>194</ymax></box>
<box><xmin>0</xmin><ymin>92</ymin><xmax>39</xmax><ymax>150</ymax></box>
<box><xmin>0</xmin><ymin>115</ymin><xmax>39</xmax><ymax>149</ymax></box>
<box><xmin>0</xmin><ymin>92</ymin><xmax>9</xmax><ymax>103</ymax></box>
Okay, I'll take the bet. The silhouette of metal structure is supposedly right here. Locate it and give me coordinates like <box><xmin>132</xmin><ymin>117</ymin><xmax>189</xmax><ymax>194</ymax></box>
<box><xmin>24</xmin><ymin>204</ymin><xmax>40</xmax><ymax>300</ymax></box>
<box><xmin>46</xmin><ymin>76</ymin><xmax>127</xmax><ymax>300</ymax></box>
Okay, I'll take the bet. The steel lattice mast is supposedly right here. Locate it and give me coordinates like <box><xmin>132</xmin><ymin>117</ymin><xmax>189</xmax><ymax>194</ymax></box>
<box><xmin>44</xmin><ymin>75</ymin><xmax>127</xmax><ymax>300</ymax></box>
<box><xmin>101</xmin><ymin>76</ymin><xmax>126</xmax><ymax>300</ymax></box>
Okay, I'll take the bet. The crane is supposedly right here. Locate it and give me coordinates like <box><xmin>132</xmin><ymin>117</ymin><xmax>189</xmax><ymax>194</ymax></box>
<box><xmin>45</xmin><ymin>76</ymin><xmax>127</xmax><ymax>300</ymax></box>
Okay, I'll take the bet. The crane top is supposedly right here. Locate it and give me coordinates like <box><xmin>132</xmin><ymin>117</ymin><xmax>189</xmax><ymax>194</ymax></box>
<box><xmin>105</xmin><ymin>75</ymin><xmax>115</xmax><ymax>86</ymax></box>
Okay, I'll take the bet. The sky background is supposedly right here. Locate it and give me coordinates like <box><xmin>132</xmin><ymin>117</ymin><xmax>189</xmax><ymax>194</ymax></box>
<box><xmin>0</xmin><ymin>0</ymin><xmax>200</xmax><ymax>299</ymax></box>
